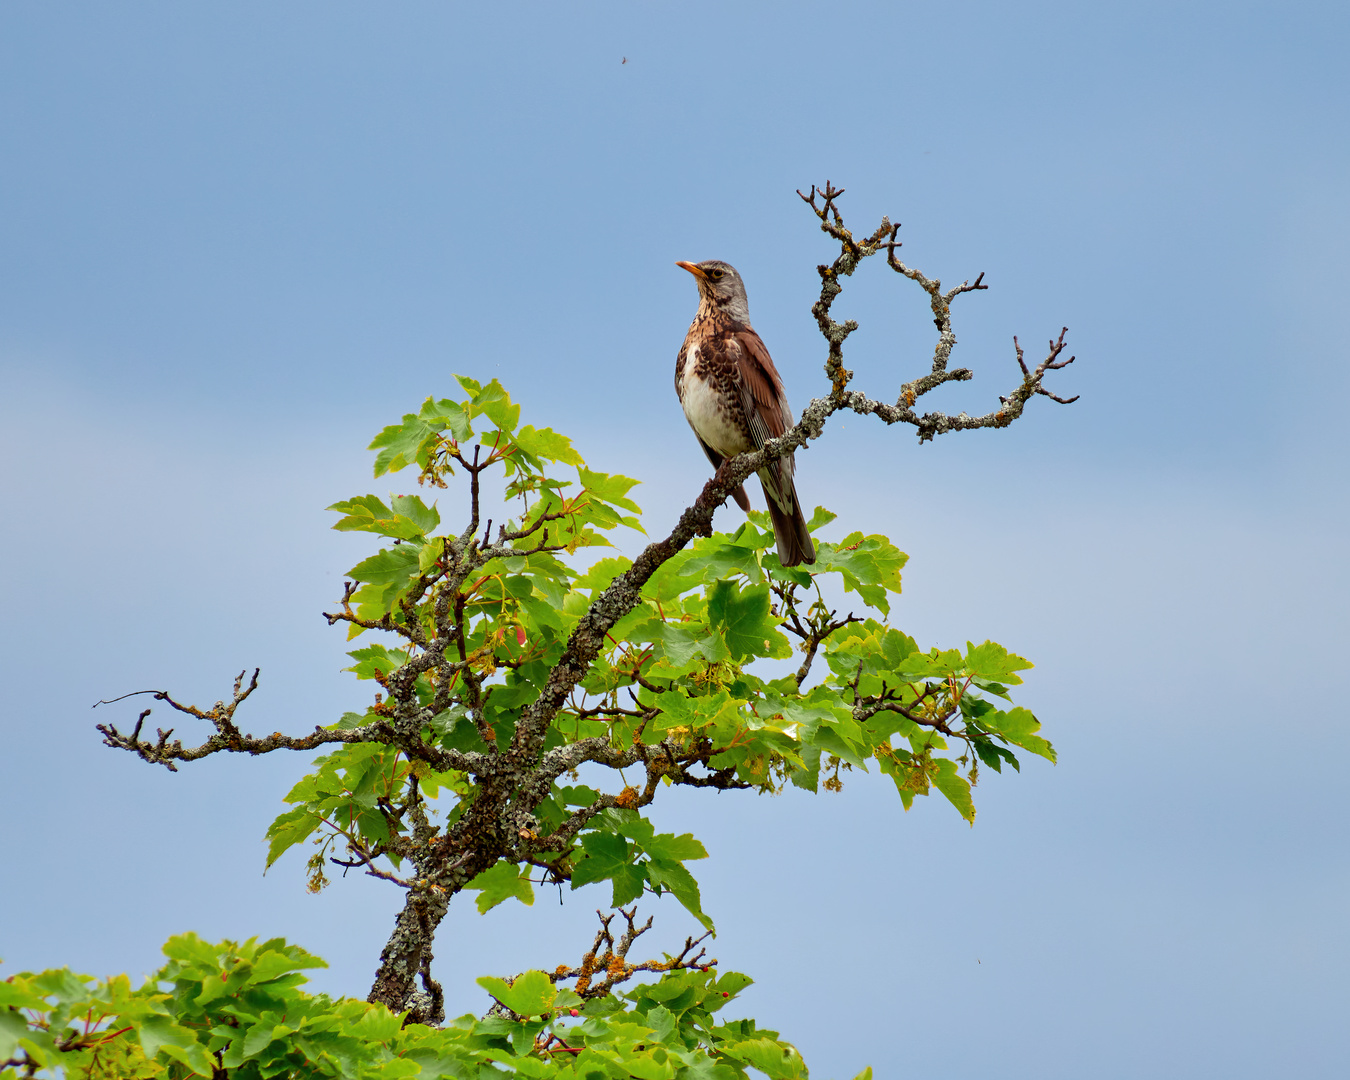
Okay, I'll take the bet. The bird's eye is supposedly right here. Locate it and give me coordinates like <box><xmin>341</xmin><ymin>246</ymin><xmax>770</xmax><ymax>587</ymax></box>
<box><xmin>710</xmin><ymin>269</ymin><xmax>724</xmax><ymax>280</ymax></box>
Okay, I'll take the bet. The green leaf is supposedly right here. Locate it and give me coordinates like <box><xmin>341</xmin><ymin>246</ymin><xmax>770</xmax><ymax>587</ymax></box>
<box><xmin>420</xmin><ymin>395</ymin><xmax>474</xmax><ymax>441</ymax></box>
<box><xmin>690</xmin><ymin>1061</ymin><xmax>741</xmax><ymax>1080</ymax></box>
<box><xmin>249</xmin><ymin>946</ymin><xmax>327</xmax><ymax>984</ymax></box>
<box><xmin>158</xmin><ymin>1040</ymin><xmax>218</xmax><ymax>1078</ymax></box>
<box><xmin>809</xmin><ymin>721</ymin><xmax>869</xmax><ymax>770</ymax></box>
<box><xmin>514</xmin><ymin>425</ymin><xmax>585</xmax><ymax>466</ymax></box>
<box><xmin>264</xmin><ymin>806</ymin><xmax>321</xmax><ymax>869</ymax></box>
<box><xmin>482</xmin><ymin>401</ymin><xmax>521</xmax><ymax>435</ymax></box>
<box><xmin>932</xmin><ymin>759</ymin><xmax>975</xmax><ymax>824</ymax></box>
<box><xmin>682</xmin><ymin>536</ymin><xmax>765</xmax><ymax>584</ymax></box>
<box><xmin>465</xmin><ymin>861</ymin><xmax>536</xmax><ymax>913</ymax></box>
<box><xmin>972</xmin><ymin>735</ymin><xmax>1020</xmax><ymax>774</ymax></box>
<box><xmin>964</xmin><ymin>640</ymin><xmax>1033</xmax><ymax>684</ymax></box>
<box><xmin>813</xmin><ymin>533</ymin><xmax>907</xmax><ymax>614</ymax></box>
<box><xmin>706</xmin><ymin>580</ymin><xmax>790</xmax><ymax>661</ymax></box>
<box><xmin>344</xmin><ymin>643</ymin><xmax>409</xmax><ymax>680</ymax></box>
<box><xmin>0</xmin><ymin>1011</ymin><xmax>30</xmax><ymax>1060</ymax></box>
<box><xmin>476</xmin><ymin>970</ymin><xmax>555</xmax><ymax>1018</ymax></box>
<box><xmin>645</xmin><ymin>859</ymin><xmax>713</xmax><ymax>932</ymax></box>
<box><xmin>643</xmin><ymin>832</ymin><xmax>708</xmax><ymax>863</ymax></box>
<box><xmin>348</xmin><ymin>545</ymin><xmax>421</xmax><ymax>587</ymax></box>
<box><xmin>983</xmin><ymin>706</ymin><xmax>1056</xmax><ymax>762</ymax></box>
<box><xmin>161</xmin><ymin>931</ymin><xmax>223</xmax><ymax>968</ymax></box>
<box><xmin>328</xmin><ymin>494</ymin><xmax>391</xmax><ymax>528</ymax></box>
<box><xmin>578</xmin><ymin>466</ymin><xmax>642</xmax><ymax>514</ymax></box>
<box><xmin>635</xmin><ymin>1003</ymin><xmax>672</xmax><ymax>1044</ymax></box>
<box><xmin>465</xmin><ymin>378</ymin><xmax>520</xmax><ymax>433</ymax></box>
<box><xmin>641</xmin><ymin>550</ymin><xmax>702</xmax><ymax>603</ymax></box>
<box><xmin>369</xmin><ymin>414</ymin><xmax>437</xmax><ymax>477</ymax></box>
<box><xmin>713</xmin><ymin>971</ymin><xmax>754</xmax><ymax>999</ymax></box>
<box><xmin>238</xmin><ymin>1018</ymin><xmax>285</xmax><ymax>1061</ymax></box>
<box><xmin>605</xmin><ymin>810</ymin><xmax>656</xmax><ymax>845</ymax></box>
<box><xmin>390</xmin><ymin>493</ymin><xmax>441</xmax><ymax>534</ymax></box>
<box><xmin>722</xmin><ymin>1037</ymin><xmax>807</xmax><ymax>1079</ymax></box>
<box><xmin>0</xmin><ymin>982</ymin><xmax>46</xmax><ymax>1010</ymax></box>
<box><xmin>571</xmin><ymin>831</ymin><xmax>629</xmax><ymax>888</ymax></box>
<box><xmin>555</xmin><ymin>784</ymin><xmax>601</xmax><ymax>808</ymax></box>
<box><xmin>639</xmin><ymin>971</ymin><xmax>693</xmax><ymax>1004</ymax></box>
<box><xmin>611</xmin><ymin>863</ymin><xmax>647</xmax><ymax>907</ymax></box>
<box><xmin>349</xmin><ymin>1004</ymin><xmax>405</xmax><ymax>1043</ymax></box>
<box><xmin>804</xmin><ymin>506</ymin><xmax>837</xmax><ymax>532</ymax></box>
<box><xmin>139</xmin><ymin>1015</ymin><xmax>207</xmax><ymax>1066</ymax></box>
<box><xmin>575</xmin><ymin>556</ymin><xmax>632</xmax><ymax>594</ymax></box>
<box><xmin>328</xmin><ymin>493</ymin><xmax>441</xmax><ymax>542</ymax></box>
<box><xmin>636</xmin><ymin>619</ymin><xmax>708</xmax><ymax>668</ymax></box>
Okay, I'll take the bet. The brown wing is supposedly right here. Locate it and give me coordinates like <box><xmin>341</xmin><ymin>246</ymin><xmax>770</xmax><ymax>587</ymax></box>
<box><xmin>729</xmin><ymin>329</ymin><xmax>792</xmax><ymax>447</ymax></box>
<box><xmin>729</xmin><ymin>329</ymin><xmax>797</xmax><ymax>505</ymax></box>
<box><xmin>729</xmin><ymin>329</ymin><xmax>815</xmax><ymax>565</ymax></box>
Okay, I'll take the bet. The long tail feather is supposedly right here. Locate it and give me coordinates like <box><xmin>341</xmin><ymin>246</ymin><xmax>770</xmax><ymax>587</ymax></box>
<box><xmin>760</xmin><ymin>476</ymin><xmax>815</xmax><ymax>567</ymax></box>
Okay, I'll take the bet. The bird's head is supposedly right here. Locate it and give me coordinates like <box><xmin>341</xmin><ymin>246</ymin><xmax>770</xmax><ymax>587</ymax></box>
<box><xmin>677</xmin><ymin>260</ymin><xmax>752</xmax><ymax>324</ymax></box>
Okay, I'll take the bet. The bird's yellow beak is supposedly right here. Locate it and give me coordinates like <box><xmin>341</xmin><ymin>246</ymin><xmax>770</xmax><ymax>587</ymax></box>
<box><xmin>676</xmin><ymin>260</ymin><xmax>707</xmax><ymax>280</ymax></box>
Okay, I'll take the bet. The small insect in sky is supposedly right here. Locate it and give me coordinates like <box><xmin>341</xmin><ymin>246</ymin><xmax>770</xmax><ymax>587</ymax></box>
<box><xmin>621</xmin><ymin>56</ymin><xmax>627</xmax><ymax>64</ymax></box>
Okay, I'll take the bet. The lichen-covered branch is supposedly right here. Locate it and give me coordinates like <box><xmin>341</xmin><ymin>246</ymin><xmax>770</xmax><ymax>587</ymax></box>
<box><xmin>94</xmin><ymin>671</ymin><xmax>487</xmax><ymax>775</ymax></box>
<box><xmin>483</xmin><ymin>908</ymin><xmax>714</xmax><ymax>1019</ymax></box>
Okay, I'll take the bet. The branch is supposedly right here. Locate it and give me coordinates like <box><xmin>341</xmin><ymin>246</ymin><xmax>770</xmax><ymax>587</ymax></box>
<box><xmin>94</xmin><ymin>671</ymin><xmax>488</xmax><ymax>774</ymax></box>
<box><xmin>536</xmin><ymin>908</ymin><xmax>715</xmax><ymax>1002</ymax></box>
<box><xmin>775</xmin><ymin>582</ymin><xmax>861</xmax><ymax>689</ymax></box>
<box><xmin>504</xmin><ymin>186</ymin><xmax>1078</xmax><ymax>755</ymax></box>
<box><xmin>854</xmin><ymin>681</ymin><xmax>960</xmax><ymax>737</ymax></box>
<box><xmin>1011</xmin><ymin>329</ymin><xmax>1080</xmax><ymax>404</ymax></box>
<box><xmin>796</xmin><ymin>181</ymin><xmax>896</xmax><ymax>394</ymax></box>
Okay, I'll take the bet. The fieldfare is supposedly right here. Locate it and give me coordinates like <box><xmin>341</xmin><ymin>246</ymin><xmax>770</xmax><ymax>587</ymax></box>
<box><xmin>675</xmin><ymin>260</ymin><xmax>816</xmax><ymax>566</ymax></box>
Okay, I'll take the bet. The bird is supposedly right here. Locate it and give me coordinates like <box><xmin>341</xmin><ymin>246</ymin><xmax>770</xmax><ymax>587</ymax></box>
<box><xmin>674</xmin><ymin>259</ymin><xmax>816</xmax><ymax>566</ymax></box>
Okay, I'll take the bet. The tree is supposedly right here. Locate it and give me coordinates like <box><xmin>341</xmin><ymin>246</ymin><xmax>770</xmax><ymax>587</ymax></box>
<box><xmin>5</xmin><ymin>184</ymin><xmax>1076</xmax><ymax>1079</ymax></box>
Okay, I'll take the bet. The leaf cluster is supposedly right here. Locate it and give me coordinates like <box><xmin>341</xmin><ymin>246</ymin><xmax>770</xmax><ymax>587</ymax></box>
<box><xmin>1</xmin><ymin>934</ymin><xmax>858</xmax><ymax>1080</ymax></box>
<box><xmin>259</xmin><ymin>378</ymin><xmax>1054</xmax><ymax>940</ymax></box>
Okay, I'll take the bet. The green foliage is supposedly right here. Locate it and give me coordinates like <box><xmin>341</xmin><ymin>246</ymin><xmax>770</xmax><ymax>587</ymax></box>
<box><xmin>466</xmin><ymin>860</ymin><xmax>536</xmax><ymax>914</ymax></box>
<box><xmin>569</xmin><ymin>812</ymin><xmax>713</xmax><ymax>929</ymax></box>
<box><xmin>0</xmin><ymin>935</ymin><xmax>812</xmax><ymax>1079</ymax></box>
<box><xmin>268</xmin><ymin>377</ymin><xmax>1054</xmax><ymax>931</ymax></box>
<box><xmin>82</xmin><ymin>183</ymin><xmax>1069</xmax><ymax>1078</ymax></box>
<box><xmin>65</xmin><ymin>378</ymin><xmax>1052</xmax><ymax>1077</ymax></box>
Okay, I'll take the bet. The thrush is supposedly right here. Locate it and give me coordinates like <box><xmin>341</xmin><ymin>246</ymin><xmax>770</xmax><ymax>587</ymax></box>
<box><xmin>675</xmin><ymin>259</ymin><xmax>816</xmax><ymax>566</ymax></box>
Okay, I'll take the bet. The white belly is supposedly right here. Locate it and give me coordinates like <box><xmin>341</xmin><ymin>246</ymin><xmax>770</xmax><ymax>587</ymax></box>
<box><xmin>680</xmin><ymin>361</ymin><xmax>749</xmax><ymax>458</ymax></box>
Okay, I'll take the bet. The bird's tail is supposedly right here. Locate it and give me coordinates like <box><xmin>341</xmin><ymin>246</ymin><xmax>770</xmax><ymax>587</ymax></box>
<box><xmin>761</xmin><ymin>473</ymin><xmax>815</xmax><ymax>567</ymax></box>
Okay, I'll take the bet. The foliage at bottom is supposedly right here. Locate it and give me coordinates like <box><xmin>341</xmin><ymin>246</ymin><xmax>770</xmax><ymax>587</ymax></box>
<box><xmin>1</xmin><ymin>933</ymin><xmax>870</xmax><ymax>1080</ymax></box>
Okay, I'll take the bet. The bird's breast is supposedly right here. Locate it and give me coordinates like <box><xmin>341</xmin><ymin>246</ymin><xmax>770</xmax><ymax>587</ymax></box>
<box><xmin>678</xmin><ymin>347</ymin><xmax>750</xmax><ymax>458</ymax></box>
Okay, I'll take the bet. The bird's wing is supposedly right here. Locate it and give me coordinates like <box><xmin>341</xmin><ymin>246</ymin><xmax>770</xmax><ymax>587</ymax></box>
<box><xmin>730</xmin><ymin>329</ymin><xmax>797</xmax><ymax>512</ymax></box>
<box><xmin>730</xmin><ymin>329</ymin><xmax>793</xmax><ymax>447</ymax></box>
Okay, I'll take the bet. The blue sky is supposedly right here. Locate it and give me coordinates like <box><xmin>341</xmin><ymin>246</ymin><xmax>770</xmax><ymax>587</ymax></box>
<box><xmin>2</xmin><ymin>3</ymin><xmax>1347</xmax><ymax>1077</ymax></box>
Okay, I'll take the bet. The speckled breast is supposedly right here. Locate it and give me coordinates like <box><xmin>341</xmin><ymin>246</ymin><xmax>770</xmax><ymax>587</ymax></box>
<box><xmin>678</xmin><ymin>345</ymin><xmax>750</xmax><ymax>458</ymax></box>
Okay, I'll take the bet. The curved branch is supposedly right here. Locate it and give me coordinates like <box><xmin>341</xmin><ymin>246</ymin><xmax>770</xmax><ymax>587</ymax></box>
<box><xmin>95</xmin><ymin>671</ymin><xmax>490</xmax><ymax>774</ymax></box>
